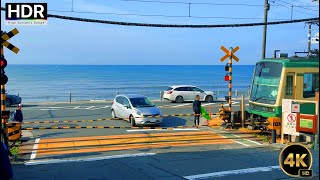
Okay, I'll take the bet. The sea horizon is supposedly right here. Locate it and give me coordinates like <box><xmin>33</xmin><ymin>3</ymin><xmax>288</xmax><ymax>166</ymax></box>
<box><xmin>5</xmin><ymin>65</ymin><xmax>255</xmax><ymax>102</ymax></box>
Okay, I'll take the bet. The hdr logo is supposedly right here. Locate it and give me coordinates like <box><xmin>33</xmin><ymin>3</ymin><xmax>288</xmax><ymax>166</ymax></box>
<box><xmin>5</xmin><ymin>3</ymin><xmax>47</xmax><ymax>25</ymax></box>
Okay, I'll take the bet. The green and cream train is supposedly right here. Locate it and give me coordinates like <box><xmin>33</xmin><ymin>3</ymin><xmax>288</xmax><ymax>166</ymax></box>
<box><xmin>246</xmin><ymin>55</ymin><xmax>319</xmax><ymax>130</ymax></box>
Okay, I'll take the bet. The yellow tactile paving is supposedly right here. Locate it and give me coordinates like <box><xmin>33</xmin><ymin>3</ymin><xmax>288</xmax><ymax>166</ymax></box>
<box><xmin>73</xmin><ymin>140</ymin><xmax>100</xmax><ymax>147</ymax></box>
<box><xmin>32</xmin><ymin>131</ymin><xmax>234</xmax><ymax>157</ymax></box>
<box><xmin>99</xmin><ymin>139</ymin><xmax>126</xmax><ymax>145</ymax></box>
<box><xmin>39</xmin><ymin>131</ymin><xmax>213</xmax><ymax>143</ymax></box>
<box><xmin>46</xmin><ymin>142</ymin><xmax>74</xmax><ymax>149</ymax></box>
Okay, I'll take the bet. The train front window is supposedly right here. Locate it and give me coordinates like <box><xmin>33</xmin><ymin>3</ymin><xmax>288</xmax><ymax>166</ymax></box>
<box><xmin>250</xmin><ymin>62</ymin><xmax>283</xmax><ymax>104</ymax></box>
<box><xmin>303</xmin><ymin>73</ymin><xmax>319</xmax><ymax>98</ymax></box>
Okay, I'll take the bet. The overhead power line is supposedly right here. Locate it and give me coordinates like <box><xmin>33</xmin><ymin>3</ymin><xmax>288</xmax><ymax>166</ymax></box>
<box><xmin>48</xmin><ymin>9</ymin><xmax>289</xmax><ymax>20</ymax></box>
<box><xmin>1</xmin><ymin>7</ymin><xmax>318</xmax><ymax>28</ymax></box>
<box><xmin>121</xmin><ymin>0</ymin><xmax>319</xmax><ymax>7</ymax></box>
<box><xmin>275</xmin><ymin>0</ymin><xmax>319</xmax><ymax>11</ymax></box>
<box><xmin>273</xmin><ymin>1</ymin><xmax>319</xmax><ymax>16</ymax></box>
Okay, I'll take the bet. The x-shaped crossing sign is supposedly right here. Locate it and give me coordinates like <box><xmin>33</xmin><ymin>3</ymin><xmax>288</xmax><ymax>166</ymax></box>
<box><xmin>220</xmin><ymin>46</ymin><xmax>240</xmax><ymax>62</ymax></box>
<box><xmin>1</xmin><ymin>28</ymin><xmax>20</xmax><ymax>54</ymax></box>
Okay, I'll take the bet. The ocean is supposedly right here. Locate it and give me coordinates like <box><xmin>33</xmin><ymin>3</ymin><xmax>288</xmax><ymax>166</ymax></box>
<box><xmin>5</xmin><ymin>65</ymin><xmax>255</xmax><ymax>102</ymax></box>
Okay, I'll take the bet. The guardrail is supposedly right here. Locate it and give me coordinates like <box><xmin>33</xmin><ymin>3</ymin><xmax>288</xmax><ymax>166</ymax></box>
<box><xmin>12</xmin><ymin>88</ymin><xmax>251</xmax><ymax>103</ymax></box>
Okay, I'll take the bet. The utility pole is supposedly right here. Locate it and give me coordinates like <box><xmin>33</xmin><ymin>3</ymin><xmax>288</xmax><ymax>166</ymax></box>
<box><xmin>262</xmin><ymin>0</ymin><xmax>270</xmax><ymax>59</ymax></box>
<box><xmin>308</xmin><ymin>23</ymin><xmax>312</xmax><ymax>56</ymax></box>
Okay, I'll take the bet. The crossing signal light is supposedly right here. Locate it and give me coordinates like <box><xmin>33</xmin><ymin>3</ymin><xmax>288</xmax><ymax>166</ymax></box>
<box><xmin>225</xmin><ymin>63</ymin><xmax>230</xmax><ymax>71</ymax></box>
<box><xmin>224</xmin><ymin>74</ymin><xmax>230</xmax><ymax>81</ymax></box>
<box><xmin>1</xmin><ymin>57</ymin><xmax>8</xmax><ymax>85</ymax></box>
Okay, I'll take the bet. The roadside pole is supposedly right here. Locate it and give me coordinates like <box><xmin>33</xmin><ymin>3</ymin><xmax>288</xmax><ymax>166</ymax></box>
<box><xmin>262</xmin><ymin>0</ymin><xmax>269</xmax><ymax>59</ymax></box>
<box><xmin>0</xmin><ymin>31</ymin><xmax>3</xmax><ymax>145</ymax></box>
<box><xmin>1</xmin><ymin>28</ymin><xmax>20</xmax><ymax>150</ymax></box>
<box><xmin>241</xmin><ymin>94</ymin><xmax>245</xmax><ymax>128</ymax></box>
<box><xmin>228</xmin><ymin>47</ymin><xmax>234</xmax><ymax>128</ymax></box>
<box><xmin>220</xmin><ymin>46</ymin><xmax>240</xmax><ymax>128</ymax></box>
<box><xmin>1</xmin><ymin>31</ymin><xmax>8</xmax><ymax>148</ymax></box>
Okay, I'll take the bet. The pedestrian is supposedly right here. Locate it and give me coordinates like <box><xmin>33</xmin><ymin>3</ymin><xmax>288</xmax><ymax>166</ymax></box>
<box><xmin>11</xmin><ymin>104</ymin><xmax>23</xmax><ymax>123</ymax></box>
<box><xmin>0</xmin><ymin>142</ymin><xmax>13</xmax><ymax>180</ymax></box>
<box><xmin>193</xmin><ymin>95</ymin><xmax>201</xmax><ymax>126</ymax></box>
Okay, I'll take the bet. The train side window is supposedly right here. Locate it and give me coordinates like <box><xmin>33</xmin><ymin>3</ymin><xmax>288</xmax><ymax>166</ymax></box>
<box><xmin>286</xmin><ymin>75</ymin><xmax>293</xmax><ymax>96</ymax></box>
<box><xmin>303</xmin><ymin>73</ymin><xmax>319</xmax><ymax>98</ymax></box>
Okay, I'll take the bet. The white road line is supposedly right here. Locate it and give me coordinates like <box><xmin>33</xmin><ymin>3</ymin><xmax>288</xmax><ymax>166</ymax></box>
<box><xmin>126</xmin><ymin>128</ymin><xmax>199</xmax><ymax>132</ymax></box>
<box><xmin>40</xmin><ymin>109</ymin><xmax>61</xmax><ymax>111</ymax></box>
<box><xmin>85</xmin><ymin>106</ymin><xmax>95</xmax><ymax>109</ymax></box>
<box><xmin>73</xmin><ymin>106</ymin><xmax>81</xmax><ymax>109</ymax></box>
<box><xmin>30</xmin><ymin>138</ymin><xmax>40</xmax><ymax>160</ymax></box>
<box><xmin>234</xmin><ymin>141</ymin><xmax>250</xmax><ymax>147</ymax></box>
<box><xmin>184</xmin><ymin>165</ymin><xmax>280</xmax><ymax>179</ymax></box>
<box><xmin>232</xmin><ymin>134</ymin><xmax>241</xmax><ymax>138</ymax></box>
<box><xmin>245</xmin><ymin>139</ymin><xmax>263</xmax><ymax>146</ymax></box>
<box><xmin>202</xmin><ymin>103</ymin><xmax>216</xmax><ymax>107</ymax></box>
<box><xmin>90</xmin><ymin>106</ymin><xmax>110</xmax><ymax>110</ymax></box>
<box><xmin>218</xmin><ymin>133</ymin><xmax>249</xmax><ymax>147</ymax></box>
<box><xmin>25</xmin><ymin>153</ymin><xmax>156</xmax><ymax>166</ymax></box>
<box><xmin>171</xmin><ymin>103</ymin><xmax>192</xmax><ymax>107</ymax></box>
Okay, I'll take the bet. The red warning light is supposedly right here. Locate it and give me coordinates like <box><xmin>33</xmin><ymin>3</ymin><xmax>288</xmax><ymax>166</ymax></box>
<box><xmin>0</xmin><ymin>58</ymin><xmax>7</xmax><ymax>68</ymax></box>
<box><xmin>224</xmin><ymin>75</ymin><xmax>230</xmax><ymax>81</ymax></box>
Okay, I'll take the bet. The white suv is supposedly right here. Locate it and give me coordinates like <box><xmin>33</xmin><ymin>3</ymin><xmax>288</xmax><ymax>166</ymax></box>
<box><xmin>163</xmin><ymin>85</ymin><xmax>217</xmax><ymax>103</ymax></box>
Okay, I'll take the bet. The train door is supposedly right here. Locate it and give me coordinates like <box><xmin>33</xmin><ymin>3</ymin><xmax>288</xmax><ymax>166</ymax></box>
<box><xmin>285</xmin><ymin>72</ymin><xmax>295</xmax><ymax>99</ymax></box>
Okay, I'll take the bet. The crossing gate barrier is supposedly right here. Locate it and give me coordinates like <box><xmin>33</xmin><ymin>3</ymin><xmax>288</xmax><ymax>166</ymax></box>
<box><xmin>7</xmin><ymin>123</ymin><xmax>21</xmax><ymax>141</ymax></box>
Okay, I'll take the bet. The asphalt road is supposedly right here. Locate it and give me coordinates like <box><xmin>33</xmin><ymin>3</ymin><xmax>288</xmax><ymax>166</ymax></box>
<box><xmin>6</xmin><ymin>100</ymin><xmax>320</xmax><ymax>180</ymax></box>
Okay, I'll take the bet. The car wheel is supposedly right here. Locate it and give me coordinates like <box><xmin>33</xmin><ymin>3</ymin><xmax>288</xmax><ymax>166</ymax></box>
<box><xmin>205</xmin><ymin>96</ymin><xmax>213</xmax><ymax>103</ymax></box>
<box><xmin>6</xmin><ymin>99</ymin><xmax>12</xmax><ymax>107</ymax></box>
<box><xmin>129</xmin><ymin>115</ymin><xmax>136</xmax><ymax>127</ymax></box>
<box><xmin>111</xmin><ymin>110</ymin><xmax>117</xmax><ymax>118</ymax></box>
<box><xmin>175</xmin><ymin>96</ymin><xmax>184</xmax><ymax>103</ymax></box>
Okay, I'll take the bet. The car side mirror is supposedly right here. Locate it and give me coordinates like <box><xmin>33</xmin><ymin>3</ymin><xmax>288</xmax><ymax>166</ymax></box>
<box><xmin>200</xmin><ymin>90</ymin><xmax>204</xmax><ymax>93</ymax></box>
<box><xmin>125</xmin><ymin>105</ymin><xmax>131</xmax><ymax>109</ymax></box>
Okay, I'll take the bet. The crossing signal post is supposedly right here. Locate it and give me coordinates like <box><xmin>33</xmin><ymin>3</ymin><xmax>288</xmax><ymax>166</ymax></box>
<box><xmin>1</xmin><ymin>29</ymin><xmax>20</xmax><ymax>148</ymax></box>
<box><xmin>220</xmin><ymin>46</ymin><xmax>240</xmax><ymax>128</ymax></box>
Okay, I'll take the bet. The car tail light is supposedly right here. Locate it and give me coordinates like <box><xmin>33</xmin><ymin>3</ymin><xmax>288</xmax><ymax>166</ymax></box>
<box><xmin>167</xmin><ymin>91</ymin><xmax>173</xmax><ymax>94</ymax></box>
<box><xmin>112</xmin><ymin>100</ymin><xmax>114</xmax><ymax>104</ymax></box>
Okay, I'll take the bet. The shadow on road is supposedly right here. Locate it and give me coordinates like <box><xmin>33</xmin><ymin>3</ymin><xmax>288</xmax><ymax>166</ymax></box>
<box><xmin>160</xmin><ymin>117</ymin><xmax>187</xmax><ymax>127</ymax></box>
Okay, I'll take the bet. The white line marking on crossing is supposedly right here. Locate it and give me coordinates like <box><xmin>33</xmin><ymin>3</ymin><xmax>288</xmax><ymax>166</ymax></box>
<box><xmin>245</xmin><ymin>139</ymin><xmax>263</xmax><ymax>146</ymax></box>
<box><xmin>232</xmin><ymin>134</ymin><xmax>241</xmax><ymax>138</ymax></box>
<box><xmin>30</xmin><ymin>138</ymin><xmax>40</xmax><ymax>160</ymax></box>
<box><xmin>39</xmin><ymin>109</ymin><xmax>61</xmax><ymax>111</ymax></box>
<box><xmin>202</xmin><ymin>103</ymin><xmax>216</xmax><ymax>106</ymax></box>
<box><xmin>73</xmin><ymin>106</ymin><xmax>80</xmax><ymax>109</ymax></box>
<box><xmin>126</xmin><ymin>128</ymin><xmax>199</xmax><ymax>132</ymax></box>
<box><xmin>171</xmin><ymin>103</ymin><xmax>192</xmax><ymax>107</ymax></box>
<box><xmin>218</xmin><ymin>132</ymin><xmax>249</xmax><ymax>147</ymax></box>
<box><xmin>25</xmin><ymin>153</ymin><xmax>156</xmax><ymax>166</ymax></box>
<box><xmin>85</xmin><ymin>106</ymin><xmax>95</xmax><ymax>109</ymax></box>
<box><xmin>183</xmin><ymin>165</ymin><xmax>280</xmax><ymax>179</ymax></box>
<box><xmin>234</xmin><ymin>141</ymin><xmax>250</xmax><ymax>147</ymax></box>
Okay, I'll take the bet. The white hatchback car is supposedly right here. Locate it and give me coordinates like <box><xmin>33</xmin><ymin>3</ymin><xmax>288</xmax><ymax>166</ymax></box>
<box><xmin>163</xmin><ymin>85</ymin><xmax>217</xmax><ymax>103</ymax></box>
<box><xmin>111</xmin><ymin>94</ymin><xmax>163</xmax><ymax>126</ymax></box>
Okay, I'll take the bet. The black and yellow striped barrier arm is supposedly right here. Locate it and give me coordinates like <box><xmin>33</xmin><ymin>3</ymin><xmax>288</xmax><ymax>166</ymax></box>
<box><xmin>22</xmin><ymin>125</ymin><xmax>209</xmax><ymax>130</ymax></box>
<box><xmin>11</xmin><ymin>113</ymin><xmax>221</xmax><ymax>124</ymax></box>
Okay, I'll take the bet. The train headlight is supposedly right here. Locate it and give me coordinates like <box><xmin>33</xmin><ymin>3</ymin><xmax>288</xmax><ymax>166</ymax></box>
<box><xmin>264</xmin><ymin>107</ymin><xmax>275</xmax><ymax>112</ymax></box>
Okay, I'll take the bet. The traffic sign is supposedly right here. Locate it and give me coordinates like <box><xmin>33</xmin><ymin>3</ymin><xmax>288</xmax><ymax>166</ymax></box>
<box><xmin>1</xmin><ymin>28</ymin><xmax>20</xmax><ymax>54</ymax></box>
<box><xmin>220</xmin><ymin>46</ymin><xmax>240</xmax><ymax>62</ymax></box>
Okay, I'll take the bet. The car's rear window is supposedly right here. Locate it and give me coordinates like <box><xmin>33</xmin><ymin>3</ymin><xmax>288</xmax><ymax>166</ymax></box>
<box><xmin>166</xmin><ymin>87</ymin><xmax>173</xmax><ymax>91</ymax></box>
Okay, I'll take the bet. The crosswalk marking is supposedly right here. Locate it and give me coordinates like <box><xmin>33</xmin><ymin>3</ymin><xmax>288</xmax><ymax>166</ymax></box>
<box><xmin>21</xmin><ymin>131</ymin><xmax>234</xmax><ymax>158</ymax></box>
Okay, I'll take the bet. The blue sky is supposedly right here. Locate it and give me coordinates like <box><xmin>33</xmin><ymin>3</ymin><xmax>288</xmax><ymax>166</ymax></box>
<box><xmin>1</xmin><ymin>0</ymin><xmax>319</xmax><ymax>65</ymax></box>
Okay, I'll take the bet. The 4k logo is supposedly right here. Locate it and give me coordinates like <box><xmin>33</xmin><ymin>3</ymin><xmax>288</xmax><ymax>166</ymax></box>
<box><xmin>279</xmin><ymin>144</ymin><xmax>313</xmax><ymax>177</ymax></box>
